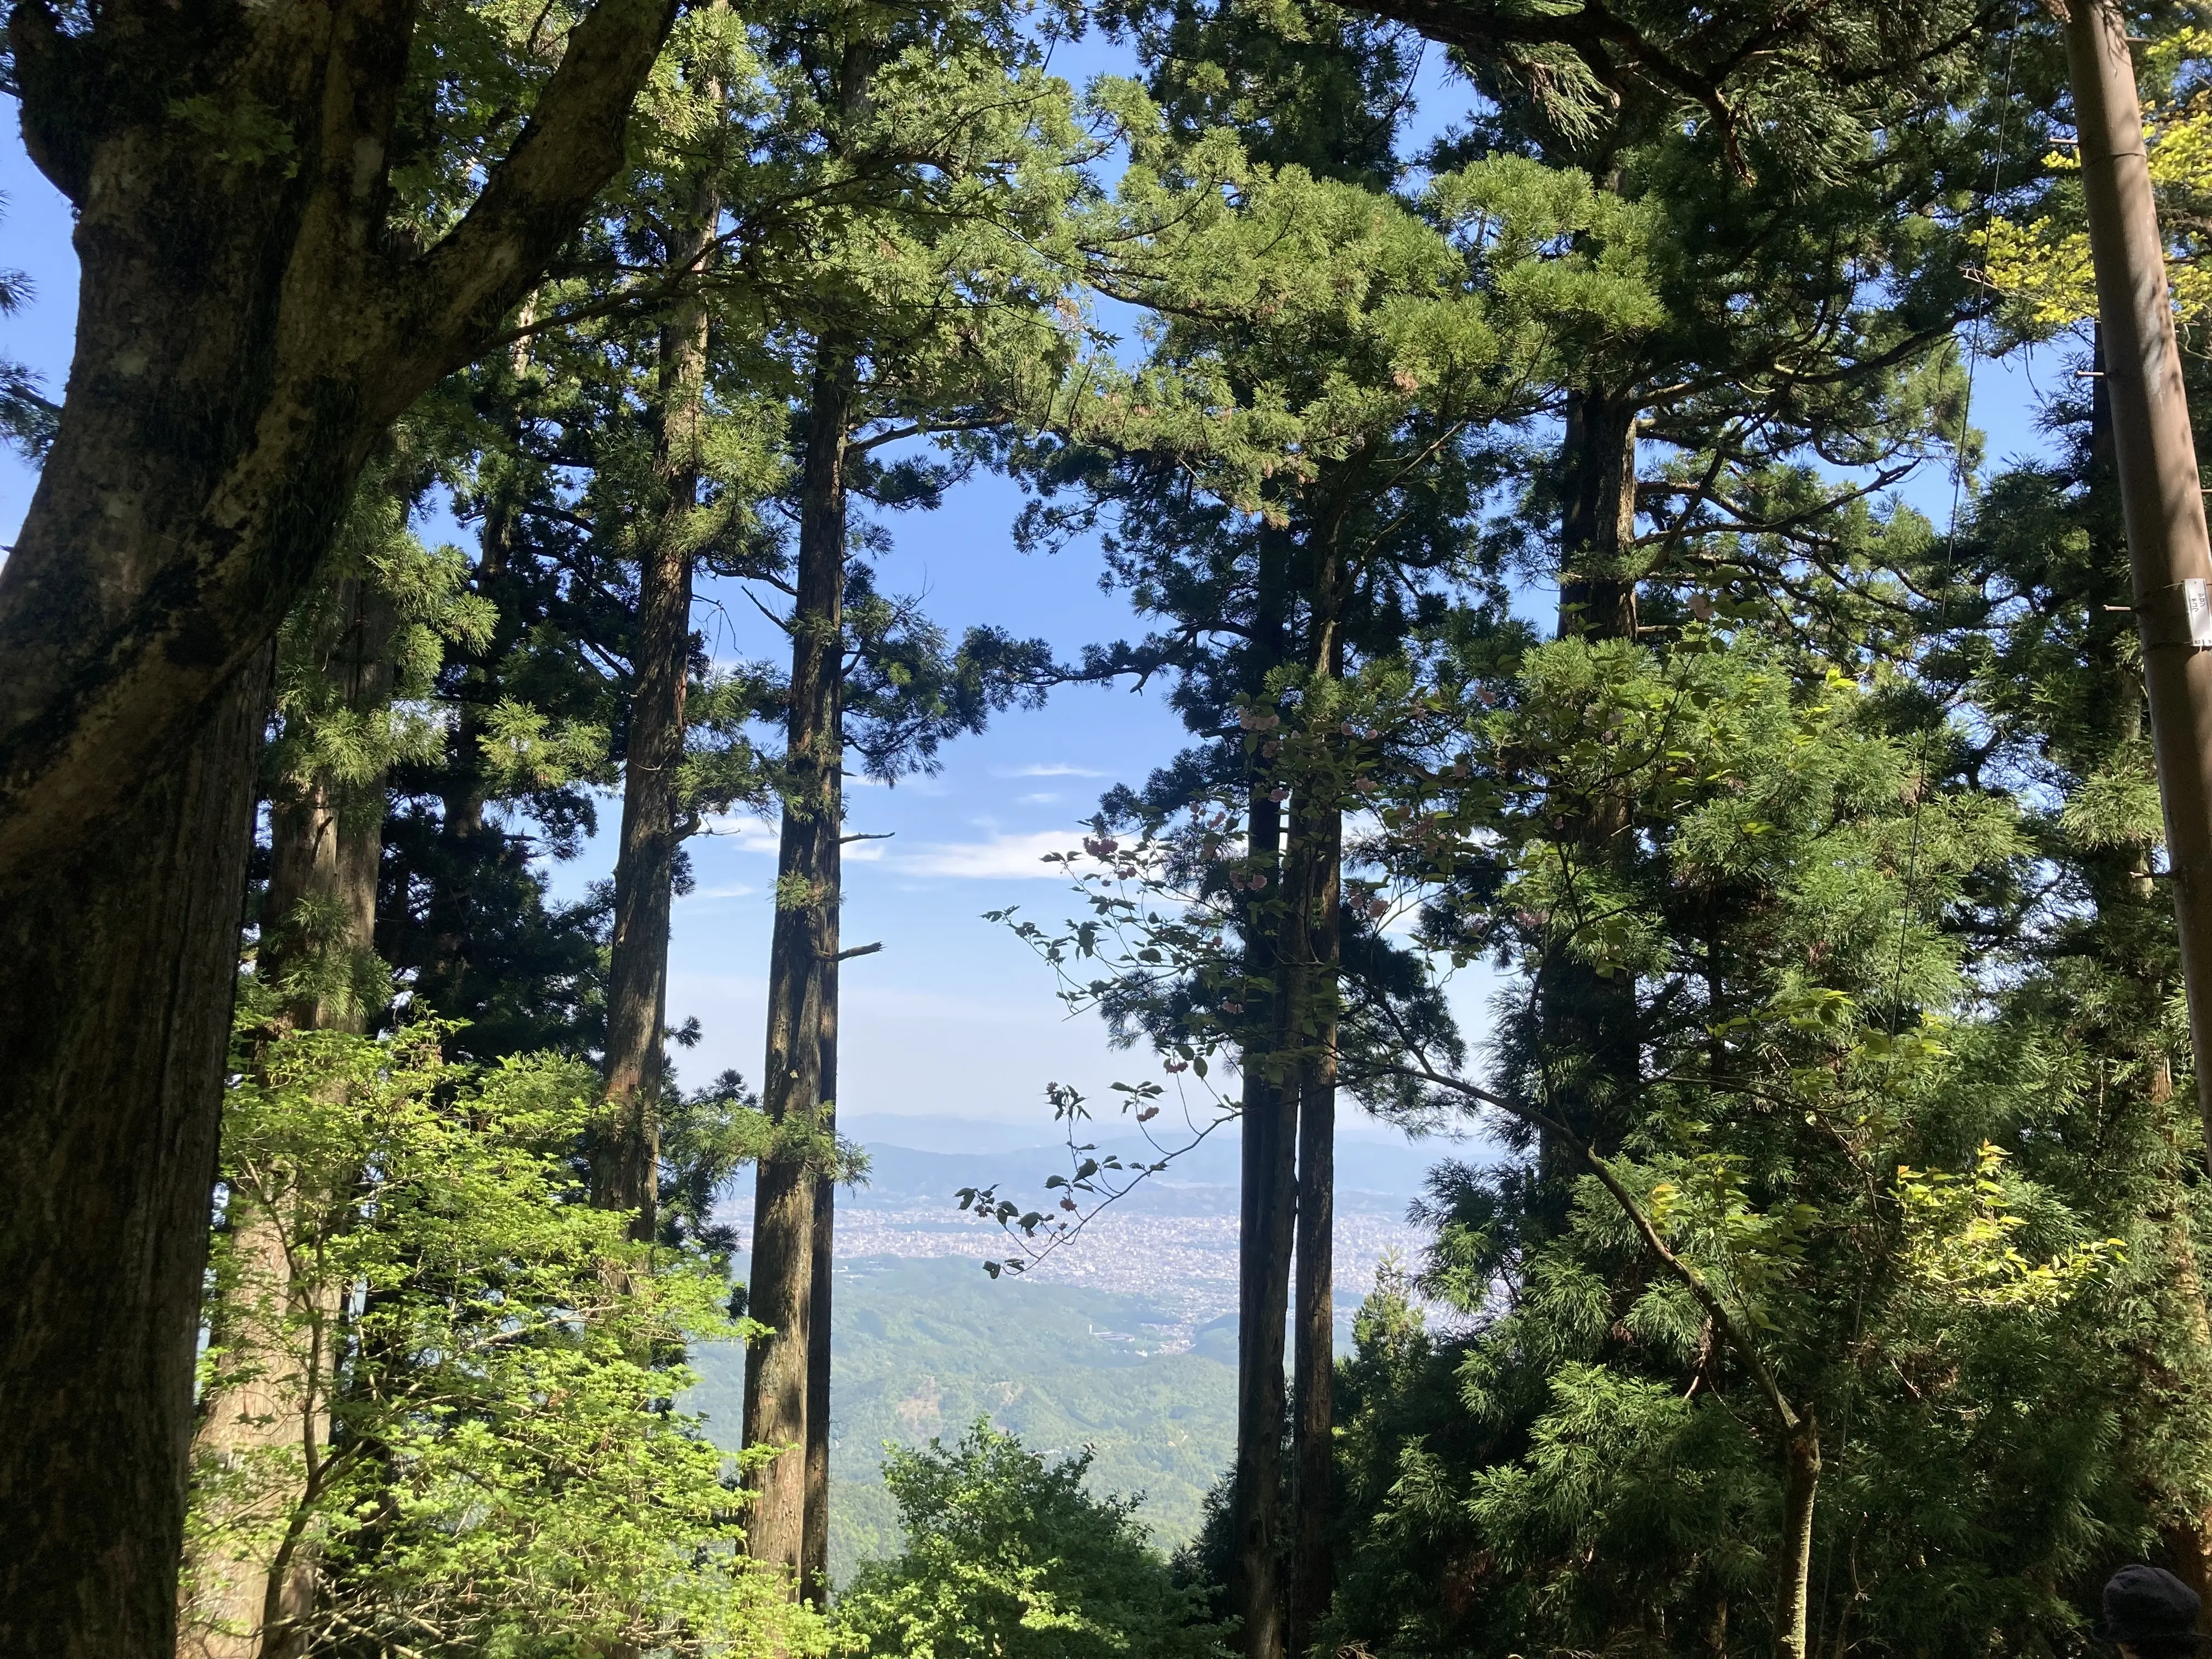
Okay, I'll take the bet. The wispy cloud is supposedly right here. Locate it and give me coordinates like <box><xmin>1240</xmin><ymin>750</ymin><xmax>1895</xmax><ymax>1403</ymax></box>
<box><xmin>895</xmin><ymin>830</ymin><xmax>1086</xmax><ymax>879</ymax></box>
<box><xmin>994</xmin><ymin>763</ymin><xmax>1105</xmax><ymax>779</ymax></box>
<box><xmin>1018</xmin><ymin>791</ymin><xmax>1062</xmax><ymax>805</ymax></box>
<box><xmin>682</xmin><ymin>883</ymin><xmax>757</xmax><ymax>902</ymax></box>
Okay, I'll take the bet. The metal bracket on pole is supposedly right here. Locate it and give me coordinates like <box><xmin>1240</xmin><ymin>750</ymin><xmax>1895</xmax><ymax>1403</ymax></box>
<box><xmin>2138</xmin><ymin>578</ymin><xmax>2212</xmax><ymax>648</ymax></box>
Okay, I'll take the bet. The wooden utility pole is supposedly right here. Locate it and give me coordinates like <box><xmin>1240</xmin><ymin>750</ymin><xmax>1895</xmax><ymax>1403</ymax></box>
<box><xmin>2064</xmin><ymin>0</ymin><xmax>2212</xmax><ymax>1165</ymax></box>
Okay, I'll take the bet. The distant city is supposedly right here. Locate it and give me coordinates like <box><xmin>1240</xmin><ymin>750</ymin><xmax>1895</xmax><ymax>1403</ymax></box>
<box><xmin>723</xmin><ymin>1116</ymin><xmax>1478</xmax><ymax>1343</ymax></box>
<box><xmin>825</xmin><ymin>1204</ymin><xmax>1426</xmax><ymax>1350</ymax></box>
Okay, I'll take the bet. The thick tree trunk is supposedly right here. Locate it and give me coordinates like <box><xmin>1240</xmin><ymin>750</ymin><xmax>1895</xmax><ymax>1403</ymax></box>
<box><xmin>2064</xmin><ymin>0</ymin><xmax>2212</xmax><ymax>1169</ymax></box>
<box><xmin>0</xmin><ymin>663</ymin><xmax>270</xmax><ymax>1658</ymax></box>
<box><xmin>743</xmin><ymin>343</ymin><xmax>855</xmax><ymax>1585</ymax></box>
<box><xmin>1556</xmin><ymin>389</ymin><xmax>1641</xmax><ymax>642</ymax></box>
<box><xmin>0</xmin><ymin>9</ymin><xmax>674</xmax><ymax>1650</ymax></box>
<box><xmin>1233</xmin><ymin>808</ymin><xmax>1296</xmax><ymax>1659</ymax></box>
<box><xmin>594</xmin><ymin>180</ymin><xmax>720</xmax><ymax>1240</ymax></box>
<box><xmin>1232</xmin><ymin>528</ymin><xmax>1294</xmax><ymax>1659</ymax></box>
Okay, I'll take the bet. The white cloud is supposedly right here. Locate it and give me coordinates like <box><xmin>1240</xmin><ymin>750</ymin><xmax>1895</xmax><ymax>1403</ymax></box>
<box><xmin>1018</xmin><ymin>791</ymin><xmax>1062</xmax><ymax>805</ymax></box>
<box><xmin>994</xmin><ymin>763</ymin><xmax>1105</xmax><ymax>779</ymax></box>
<box><xmin>682</xmin><ymin>883</ymin><xmax>757</xmax><ymax>901</ymax></box>
<box><xmin>894</xmin><ymin>829</ymin><xmax>1088</xmax><ymax>879</ymax></box>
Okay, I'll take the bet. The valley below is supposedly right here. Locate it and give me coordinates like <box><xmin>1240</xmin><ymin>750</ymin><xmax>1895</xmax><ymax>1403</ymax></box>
<box><xmin>684</xmin><ymin>1119</ymin><xmax>1457</xmax><ymax>1581</ymax></box>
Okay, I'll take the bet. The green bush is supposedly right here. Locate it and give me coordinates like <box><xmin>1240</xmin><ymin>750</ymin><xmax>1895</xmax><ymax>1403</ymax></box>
<box><xmin>834</xmin><ymin>1423</ymin><xmax>1231</xmax><ymax>1659</ymax></box>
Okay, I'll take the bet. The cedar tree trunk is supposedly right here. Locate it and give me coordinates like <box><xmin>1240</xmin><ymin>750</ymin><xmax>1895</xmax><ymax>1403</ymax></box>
<box><xmin>595</xmin><ymin>173</ymin><xmax>721</xmax><ymax>1239</ymax></box>
<box><xmin>1556</xmin><ymin>389</ymin><xmax>1640</xmax><ymax>642</ymax></box>
<box><xmin>0</xmin><ymin>4</ymin><xmax>676</xmax><ymax>1650</ymax></box>
<box><xmin>742</xmin><ymin>341</ymin><xmax>854</xmax><ymax>1584</ymax></box>
<box><xmin>1289</xmin><ymin>538</ymin><xmax>1345</xmax><ymax>1649</ymax></box>
<box><xmin>181</xmin><ymin>574</ymin><xmax>398</xmax><ymax>1658</ymax></box>
<box><xmin>801</xmin><ymin>821</ymin><xmax>842</xmax><ymax>1608</ymax></box>
<box><xmin>1540</xmin><ymin>387</ymin><xmax>1642</xmax><ymax>1168</ymax></box>
<box><xmin>1231</xmin><ymin>524</ymin><xmax>1294</xmax><ymax>1659</ymax></box>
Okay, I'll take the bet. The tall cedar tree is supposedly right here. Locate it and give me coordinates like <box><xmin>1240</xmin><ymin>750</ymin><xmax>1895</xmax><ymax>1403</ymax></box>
<box><xmin>1006</xmin><ymin>97</ymin><xmax>1650</xmax><ymax>1659</ymax></box>
<box><xmin>0</xmin><ymin>10</ymin><xmax>678</xmax><ymax>1645</ymax></box>
<box><xmin>732</xmin><ymin>0</ymin><xmax>1085</xmax><ymax>1586</ymax></box>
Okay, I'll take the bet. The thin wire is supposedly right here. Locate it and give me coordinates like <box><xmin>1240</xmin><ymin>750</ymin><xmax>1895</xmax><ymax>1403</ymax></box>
<box><xmin>1814</xmin><ymin>12</ymin><xmax>2023</xmax><ymax>1652</ymax></box>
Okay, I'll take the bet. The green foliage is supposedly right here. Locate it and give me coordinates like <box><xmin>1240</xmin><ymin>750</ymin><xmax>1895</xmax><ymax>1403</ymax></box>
<box><xmin>833</xmin><ymin>1423</ymin><xmax>1229</xmax><ymax>1659</ymax></box>
<box><xmin>159</xmin><ymin>3</ymin><xmax>2212</xmax><ymax>1653</ymax></box>
<box><xmin>0</xmin><ymin>195</ymin><xmax>54</xmax><ymax>460</ymax></box>
<box><xmin>1316</xmin><ymin>619</ymin><xmax>2151</xmax><ymax>1656</ymax></box>
<box><xmin>184</xmin><ymin>1022</ymin><xmax>822</xmax><ymax>1658</ymax></box>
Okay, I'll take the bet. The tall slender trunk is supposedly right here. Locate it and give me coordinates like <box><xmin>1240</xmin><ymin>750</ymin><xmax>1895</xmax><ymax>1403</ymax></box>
<box><xmin>182</xmin><ymin>578</ymin><xmax>398</xmax><ymax>1659</ymax></box>
<box><xmin>595</xmin><ymin>172</ymin><xmax>721</xmax><ymax>1240</ymax></box>
<box><xmin>743</xmin><ymin>341</ymin><xmax>855</xmax><ymax>1585</ymax></box>
<box><xmin>1232</xmin><ymin>526</ymin><xmax>1295</xmax><ymax>1659</ymax></box>
<box><xmin>1289</xmin><ymin>539</ymin><xmax>1345</xmax><ymax>1651</ymax></box>
<box><xmin>1777</xmin><ymin>1415</ymin><xmax>1821</xmax><ymax>1659</ymax></box>
<box><xmin>2064</xmin><ymin>0</ymin><xmax>2212</xmax><ymax>1169</ymax></box>
<box><xmin>801</xmin><ymin>820</ymin><xmax>842</xmax><ymax>1609</ymax></box>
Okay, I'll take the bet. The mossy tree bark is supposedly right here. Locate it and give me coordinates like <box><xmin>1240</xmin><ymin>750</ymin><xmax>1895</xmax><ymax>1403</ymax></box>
<box><xmin>0</xmin><ymin>5</ymin><xmax>678</xmax><ymax>1650</ymax></box>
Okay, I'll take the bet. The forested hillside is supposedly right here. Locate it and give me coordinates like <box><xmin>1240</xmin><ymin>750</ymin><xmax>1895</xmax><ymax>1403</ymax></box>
<box><xmin>688</xmin><ymin>1254</ymin><xmax>1239</xmax><ymax>1582</ymax></box>
<box><xmin>11</xmin><ymin>2</ymin><xmax>2212</xmax><ymax>1658</ymax></box>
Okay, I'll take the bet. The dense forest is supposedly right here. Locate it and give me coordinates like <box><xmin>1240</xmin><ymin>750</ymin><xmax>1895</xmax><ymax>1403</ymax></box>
<box><xmin>12</xmin><ymin>0</ymin><xmax>2212</xmax><ymax>1656</ymax></box>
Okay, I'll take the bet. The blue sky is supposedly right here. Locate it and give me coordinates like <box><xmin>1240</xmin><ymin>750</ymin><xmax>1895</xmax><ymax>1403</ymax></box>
<box><xmin>0</xmin><ymin>58</ymin><xmax>2067</xmax><ymax>1151</ymax></box>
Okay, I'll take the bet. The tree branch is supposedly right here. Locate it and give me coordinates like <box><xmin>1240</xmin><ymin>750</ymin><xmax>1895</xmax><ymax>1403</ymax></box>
<box><xmin>377</xmin><ymin>0</ymin><xmax>680</xmax><ymax>415</ymax></box>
